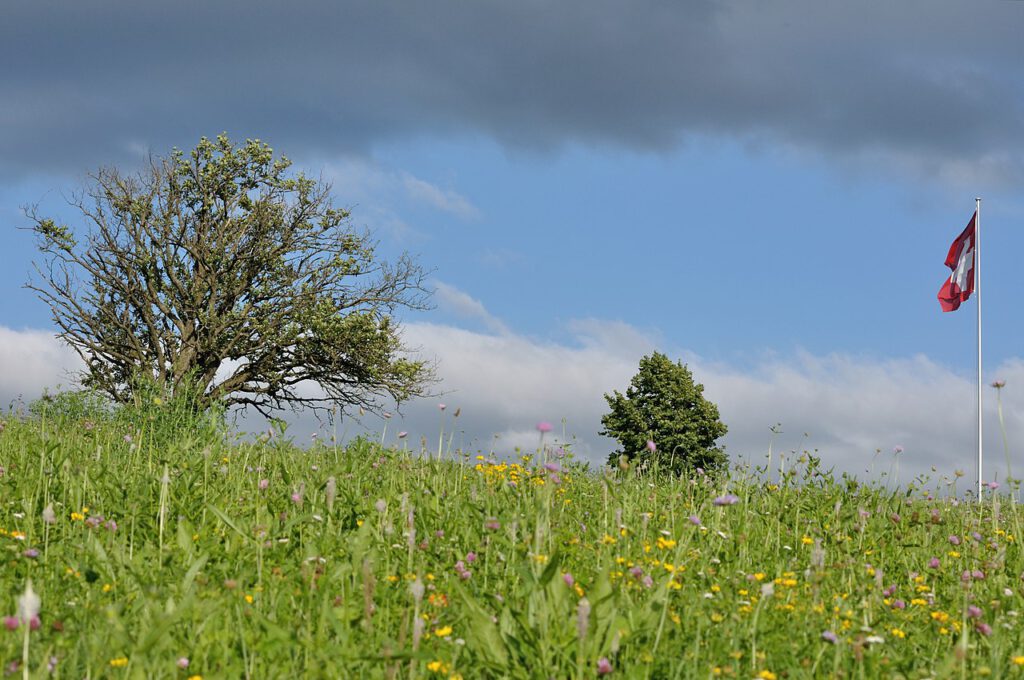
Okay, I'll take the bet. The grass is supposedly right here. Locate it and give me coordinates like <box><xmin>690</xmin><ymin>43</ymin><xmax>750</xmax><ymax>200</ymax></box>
<box><xmin>1</xmin><ymin>397</ymin><xmax>1024</xmax><ymax>679</ymax></box>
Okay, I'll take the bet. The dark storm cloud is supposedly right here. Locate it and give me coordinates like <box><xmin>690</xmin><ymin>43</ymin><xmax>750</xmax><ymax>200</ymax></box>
<box><xmin>3</xmin><ymin>0</ymin><xmax>1023</xmax><ymax>178</ymax></box>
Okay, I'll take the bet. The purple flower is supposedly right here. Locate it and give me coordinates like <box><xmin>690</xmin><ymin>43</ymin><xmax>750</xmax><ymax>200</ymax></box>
<box><xmin>544</xmin><ymin>462</ymin><xmax>561</xmax><ymax>473</ymax></box>
<box><xmin>258</xmin><ymin>479</ymin><xmax>269</xmax><ymax>491</ymax></box>
<box><xmin>893</xmin><ymin>445</ymin><xmax>904</xmax><ymax>454</ymax></box>
<box><xmin>629</xmin><ymin>566</ymin><xmax>644</xmax><ymax>580</ymax></box>
<box><xmin>485</xmin><ymin>519</ymin><xmax>501</xmax><ymax>531</ymax></box>
<box><xmin>176</xmin><ymin>657</ymin><xmax>190</xmax><ymax>669</ymax></box>
<box><xmin>972</xmin><ymin>532</ymin><xmax>983</xmax><ymax>542</ymax></box>
<box><xmin>821</xmin><ymin>630</ymin><xmax>838</xmax><ymax>644</ymax></box>
<box><xmin>973</xmin><ymin>569</ymin><xmax>985</xmax><ymax>580</ymax></box>
<box><xmin>988</xmin><ymin>481</ymin><xmax>1000</xmax><ymax>490</ymax></box>
<box><xmin>123</xmin><ymin>434</ymin><xmax>133</xmax><ymax>443</ymax></box>
<box><xmin>967</xmin><ymin>605</ymin><xmax>983</xmax><ymax>619</ymax></box>
<box><xmin>891</xmin><ymin>599</ymin><xmax>906</xmax><ymax>610</ymax></box>
<box><xmin>928</xmin><ymin>557</ymin><xmax>941</xmax><ymax>569</ymax></box>
<box><xmin>713</xmin><ymin>494</ymin><xmax>739</xmax><ymax>506</ymax></box>
<box><xmin>563</xmin><ymin>573</ymin><xmax>575</xmax><ymax>588</ymax></box>
<box><xmin>597</xmin><ymin>657</ymin><xmax>613</xmax><ymax>675</ymax></box>
<box><xmin>641</xmin><ymin>575</ymin><xmax>654</xmax><ymax>588</ymax></box>
<box><xmin>646</xmin><ymin>440</ymin><xmax>656</xmax><ymax>453</ymax></box>
<box><xmin>688</xmin><ymin>515</ymin><xmax>701</xmax><ymax>526</ymax></box>
<box><xmin>962</xmin><ymin>570</ymin><xmax>973</xmax><ymax>583</ymax></box>
<box><xmin>465</xmin><ymin>552</ymin><xmax>477</xmax><ymax>564</ymax></box>
<box><xmin>438</xmin><ymin>403</ymin><xmax>446</xmax><ymax>411</ymax></box>
<box><xmin>949</xmin><ymin>535</ymin><xmax>961</xmax><ymax>546</ymax></box>
<box><xmin>536</xmin><ymin>422</ymin><xmax>553</xmax><ymax>433</ymax></box>
<box><xmin>22</xmin><ymin>549</ymin><xmax>39</xmax><ymax>559</ymax></box>
<box><xmin>3</xmin><ymin>617</ymin><xmax>17</xmax><ymax>631</ymax></box>
<box><xmin>397</xmin><ymin>431</ymin><xmax>408</xmax><ymax>439</ymax></box>
<box><xmin>883</xmin><ymin>584</ymin><xmax>897</xmax><ymax>597</ymax></box>
<box><xmin>976</xmin><ymin>622</ymin><xmax>993</xmax><ymax>636</ymax></box>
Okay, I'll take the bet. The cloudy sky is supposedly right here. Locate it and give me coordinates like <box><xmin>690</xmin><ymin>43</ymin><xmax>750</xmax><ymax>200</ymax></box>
<box><xmin>4</xmin><ymin>0</ymin><xmax>1024</xmax><ymax>488</ymax></box>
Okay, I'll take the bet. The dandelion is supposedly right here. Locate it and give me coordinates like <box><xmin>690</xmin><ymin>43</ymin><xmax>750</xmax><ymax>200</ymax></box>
<box><xmin>434</xmin><ymin>625</ymin><xmax>453</xmax><ymax>637</ymax></box>
<box><xmin>41</xmin><ymin>505</ymin><xmax>56</xmax><ymax>525</ymax></box>
<box><xmin>109</xmin><ymin>657</ymin><xmax>129</xmax><ymax>667</ymax></box>
<box><xmin>374</xmin><ymin>499</ymin><xmax>387</xmax><ymax>513</ymax></box>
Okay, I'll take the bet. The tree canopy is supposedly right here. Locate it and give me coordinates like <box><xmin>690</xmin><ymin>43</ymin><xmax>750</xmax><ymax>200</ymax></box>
<box><xmin>600</xmin><ymin>352</ymin><xmax>727</xmax><ymax>475</ymax></box>
<box><xmin>28</xmin><ymin>135</ymin><xmax>433</xmax><ymax>416</ymax></box>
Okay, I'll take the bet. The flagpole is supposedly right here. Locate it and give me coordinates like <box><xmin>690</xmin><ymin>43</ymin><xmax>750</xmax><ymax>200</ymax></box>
<box><xmin>976</xmin><ymin>197</ymin><xmax>983</xmax><ymax>500</ymax></box>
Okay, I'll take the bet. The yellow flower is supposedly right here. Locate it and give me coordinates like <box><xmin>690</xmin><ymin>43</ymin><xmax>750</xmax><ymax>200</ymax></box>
<box><xmin>752</xmin><ymin>573</ymin><xmax>766</xmax><ymax>581</ymax></box>
<box><xmin>601</xmin><ymin>534</ymin><xmax>617</xmax><ymax>545</ymax></box>
<box><xmin>426</xmin><ymin>660</ymin><xmax>449</xmax><ymax>674</ymax></box>
<box><xmin>948</xmin><ymin>550</ymin><xmax>961</xmax><ymax>558</ymax></box>
<box><xmin>757</xmin><ymin>671</ymin><xmax>777</xmax><ymax>680</ymax></box>
<box><xmin>187</xmin><ymin>676</ymin><xmax>203</xmax><ymax>680</ymax></box>
<box><xmin>656</xmin><ymin>536</ymin><xmax>677</xmax><ymax>550</ymax></box>
<box><xmin>244</xmin><ymin>594</ymin><xmax>254</xmax><ymax>604</ymax></box>
<box><xmin>711</xmin><ymin>584</ymin><xmax>721</xmax><ymax>593</ymax></box>
<box><xmin>434</xmin><ymin>625</ymin><xmax>453</xmax><ymax>637</ymax></box>
<box><xmin>109</xmin><ymin>657</ymin><xmax>129</xmax><ymax>668</ymax></box>
<box><xmin>102</xmin><ymin>583</ymin><xmax>113</xmax><ymax>593</ymax></box>
<box><xmin>1012</xmin><ymin>656</ymin><xmax>1024</xmax><ymax>666</ymax></box>
<box><xmin>70</xmin><ymin>512</ymin><xmax>85</xmax><ymax>521</ymax></box>
<box><xmin>710</xmin><ymin>613</ymin><xmax>724</xmax><ymax>623</ymax></box>
<box><xmin>891</xmin><ymin>627</ymin><xmax>906</xmax><ymax>639</ymax></box>
<box><xmin>801</xmin><ymin>536</ymin><xmax>814</xmax><ymax>545</ymax></box>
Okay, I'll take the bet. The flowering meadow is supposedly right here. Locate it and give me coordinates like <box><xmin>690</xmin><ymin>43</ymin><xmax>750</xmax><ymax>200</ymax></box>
<box><xmin>2</xmin><ymin>404</ymin><xmax>1024</xmax><ymax>678</ymax></box>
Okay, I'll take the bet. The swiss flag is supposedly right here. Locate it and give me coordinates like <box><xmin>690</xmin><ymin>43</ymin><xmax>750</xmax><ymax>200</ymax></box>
<box><xmin>937</xmin><ymin>212</ymin><xmax>977</xmax><ymax>312</ymax></box>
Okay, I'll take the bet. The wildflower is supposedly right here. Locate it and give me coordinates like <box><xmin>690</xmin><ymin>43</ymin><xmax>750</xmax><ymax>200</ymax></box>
<box><xmin>757</xmin><ymin>671</ymin><xmax>777</xmax><ymax>680</ymax></box>
<box><xmin>374</xmin><ymin>499</ymin><xmax>387</xmax><ymax>513</ymax></box>
<box><xmin>3</xmin><ymin>617</ymin><xmax>17</xmax><ymax>631</ymax></box>
<box><xmin>577</xmin><ymin>598</ymin><xmax>591</xmax><ymax>640</ymax></box>
<box><xmin>949</xmin><ymin>535</ymin><xmax>961</xmax><ymax>546</ymax></box>
<box><xmin>892</xmin><ymin>599</ymin><xmax>906</xmax><ymax>610</ymax></box>
<box><xmin>536</xmin><ymin>422</ymin><xmax>553</xmax><ymax>433</ymax></box>
<box><xmin>109</xmin><ymin>657</ymin><xmax>129</xmax><ymax>667</ymax></box>
<box><xmin>988</xmin><ymin>481</ymin><xmax>1000</xmax><ymax>490</ymax></box>
<box><xmin>398</xmin><ymin>431</ymin><xmax>408</xmax><ymax>439</ymax></box>
<box><xmin>821</xmin><ymin>630</ymin><xmax>838</xmax><ymax>644</ymax></box>
<box><xmin>434</xmin><ymin>625</ymin><xmax>453</xmax><ymax>637</ymax></box>
<box><xmin>891</xmin><ymin>627</ymin><xmax>906</xmax><ymax>639</ymax></box>
<box><xmin>177</xmin><ymin>658</ymin><xmax>190</xmax><ymax>669</ymax></box>
<box><xmin>42</xmin><ymin>505</ymin><xmax>56</xmax><ymax>525</ymax></box>
<box><xmin>688</xmin><ymin>514</ymin><xmax>701</xmax><ymax>526</ymax></box>
<box><xmin>597</xmin><ymin>657</ymin><xmax>613</xmax><ymax>675</ymax></box>
<box><xmin>976</xmin><ymin>622</ymin><xmax>993</xmax><ymax>636</ymax></box>
<box><xmin>18</xmin><ymin>580</ymin><xmax>40</xmax><ymax>627</ymax></box>
<box><xmin>258</xmin><ymin>479</ymin><xmax>269</xmax><ymax>491</ymax></box>
<box><xmin>22</xmin><ymin>549</ymin><xmax>39</xmax><ymax>559</ymax></box>
<box><xmin>967</xmin><ymin>605</ymin><xmax>983</xmax><ymax>619</ymax></box>
<box><xmin>563</xmin><ymin>573</ymin><xmax>575</xmax><ymax>588</ymax></box>
<box><xmin>465</xmin><ymin>552</ymin><xmax>477</xmax><ymax>564</ymax></box>
<box><xmin>438</xmin><ymin>403</ymin><xmax>446</xmax><ymax>411</ymax></box>
<box><xmin>426</xmin><ymin>660</ymin><xmax>448</xmax><ymax>674</ymax></box>
<box><xmin>993</xmin><ymin>380</ymin><xmax>1007</xmax><ymax>388</ymax></box>
<box><xmin>713</xmin><ymin>494</ymin><xmax>739</xmax><ymax>506</ymax></box>
<box><xmin>646</xmin><ymin>440</ymin><xmax>656</xmax><ymax>453</ymax></box>
<box><xmin>1013</xmin><ymin>656</ymin><xmax>1024</xmax><ymax>666</ymax></box>
<box><xmin>928</xmin><ymin>557</ymin><xmax>940</xmax><ymax>569</ymax></box>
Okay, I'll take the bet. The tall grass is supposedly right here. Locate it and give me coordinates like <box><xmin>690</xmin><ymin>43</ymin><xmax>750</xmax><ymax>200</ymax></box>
<box><xmin>1</xmin><ymin>399</ymin><xmax>1023</xmax><ymax>678</ymax></box>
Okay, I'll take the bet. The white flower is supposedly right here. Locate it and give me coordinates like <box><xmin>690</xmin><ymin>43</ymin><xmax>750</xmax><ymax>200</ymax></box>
<box><xmin>18</xmin><ymin>579</ymin><xmax>40</xmax><ymax>623</ymax></box>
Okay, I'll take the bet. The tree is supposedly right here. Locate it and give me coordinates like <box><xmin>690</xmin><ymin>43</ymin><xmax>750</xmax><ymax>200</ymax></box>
<box><xmin>600</xmin><ymin>352</ymin><xmax>727</xmax><ymax>475</ymax></box>
<box><xmin>27</xmin><ymin>135</ymin><xmax>433</xmax><ymax>417</ymax></box>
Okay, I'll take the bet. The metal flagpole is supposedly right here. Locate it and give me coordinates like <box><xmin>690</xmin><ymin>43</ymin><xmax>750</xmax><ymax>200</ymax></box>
<box><xmin>976</xmin><ymin>197</ymin><xmax>983</xmax><ymax>500</ymax></box>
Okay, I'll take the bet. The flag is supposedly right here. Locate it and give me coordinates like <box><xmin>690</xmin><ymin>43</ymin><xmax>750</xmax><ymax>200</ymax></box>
<box><xmin>937</xmin><ymin>212</ymin><xmax>977</xmax><ymax>312</ymax></box>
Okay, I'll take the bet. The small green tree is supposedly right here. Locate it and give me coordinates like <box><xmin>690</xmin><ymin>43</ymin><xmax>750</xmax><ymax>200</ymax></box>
<box><xmin>600</xmin><ymin>352</ymin><xmax>727</xmax><ymax>475</ymax></box>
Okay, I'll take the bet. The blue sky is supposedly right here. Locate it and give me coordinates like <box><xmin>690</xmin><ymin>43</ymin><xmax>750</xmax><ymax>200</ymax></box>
<box><xmin>4</xmin><ymin>0</ymin><xmax>1024</xmax><ymax>486</ymax></box>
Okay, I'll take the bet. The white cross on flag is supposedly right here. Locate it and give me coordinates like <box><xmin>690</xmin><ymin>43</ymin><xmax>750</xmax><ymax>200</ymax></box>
<box><xmin>937</xmin><ymin>212</ymin><xmax>977</xmax><ymax>312</ymax></box>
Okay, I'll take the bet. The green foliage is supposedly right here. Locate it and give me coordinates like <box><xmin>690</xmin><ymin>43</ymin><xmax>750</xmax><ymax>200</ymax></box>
<box><xmin>601</xmin><ymin>352</ymin><xmax>727</xmax><ymax>475</ymax></box>
<box><xmin>27</xmin><ymin>134</ymin><xmax>433</xmax><ymax>418</ymax></box>
<box><xmin>1</xmin><ymin>415</ymin><xmax>1022</xmax><ymax>677</ymax></box>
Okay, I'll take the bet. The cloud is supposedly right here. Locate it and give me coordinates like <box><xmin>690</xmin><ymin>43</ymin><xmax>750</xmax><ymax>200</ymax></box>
<box><xmin>2</xmin><ymin>1</ymin><xmax>1023</xmax><ymax>185</ymax></box>
<box><xmin>433</xmin><ymin>281</ymin><xmax>509</xmax><ymax>335</ymax></box>
<box><xmin>4</xmin><ymin>317</ymin><xmax>1022</xmax><ymax>490</ymax></box>
<box><xmin>401</xmin><ymin>175</ymin><xmax>479</xmax><ymax>220</ymax></box>
<box><xmin>0</xmin><ymin>327</ymin><xmax>81</xmax><ymax>410</ymax></box>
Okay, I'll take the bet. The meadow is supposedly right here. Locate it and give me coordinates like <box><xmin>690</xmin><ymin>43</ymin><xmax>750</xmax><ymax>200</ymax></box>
<box><xmin>2</xmin><ymin>396</ymin><xmax>1023</xmax><ymax>679</ymax></box>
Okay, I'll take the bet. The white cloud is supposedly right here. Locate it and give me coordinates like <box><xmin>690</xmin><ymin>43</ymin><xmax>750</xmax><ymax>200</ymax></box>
<box><xmin>0</xmin><ymin>327</ymin><xmax>81</xmax><ymax>410</ymax></box>
<box><xmin>4</xmin><ymin>315</ymin><xmax>1021</xmax><ymax>491</ymax></box>
<box><xmin>401</xmin><ymin>174</ymin><xmax>480</xmax><ymax>220</ymax></box>
<box><xmin>433</xmin><ymin>280</ymin><xmax>509</xmax><ymax>335</ymax></box>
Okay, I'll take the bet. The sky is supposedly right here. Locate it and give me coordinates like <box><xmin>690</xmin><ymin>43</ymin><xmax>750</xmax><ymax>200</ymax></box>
<box><xmin>4</xmin><ymin>0</ymin><xmax>1024</xmax><ymax>488</ymax></box>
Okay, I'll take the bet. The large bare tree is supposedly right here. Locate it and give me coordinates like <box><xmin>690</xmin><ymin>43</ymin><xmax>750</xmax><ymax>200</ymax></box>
<box><xmin>27</xmin><ymin>135</ymin><xmax>433</xmax><ymax>416</ymax></box>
